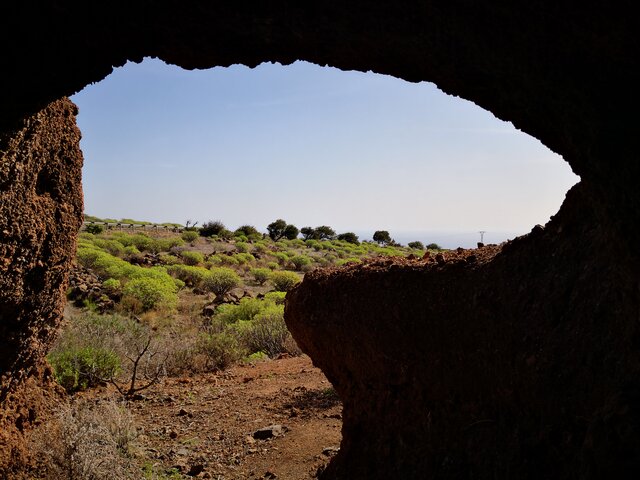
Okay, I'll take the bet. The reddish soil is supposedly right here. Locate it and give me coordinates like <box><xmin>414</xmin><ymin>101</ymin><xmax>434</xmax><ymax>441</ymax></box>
<box><xmin>78</xmin><ymin>355</ymin><xmax>342</xmax><ymax>479</ymax></box>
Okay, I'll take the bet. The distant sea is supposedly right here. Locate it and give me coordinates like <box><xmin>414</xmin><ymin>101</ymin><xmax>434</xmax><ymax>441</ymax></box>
<box><xmin>353</xmin><ymin>230</ymin><xmax>529</xmax><ymax>250</ymax></box>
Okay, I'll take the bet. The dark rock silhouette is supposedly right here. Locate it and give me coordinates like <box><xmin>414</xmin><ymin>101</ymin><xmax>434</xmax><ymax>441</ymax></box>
<box><xmin>1</xmin><ymin>2</ymin><xmax>638</xmax><ymax>478</ymax></box>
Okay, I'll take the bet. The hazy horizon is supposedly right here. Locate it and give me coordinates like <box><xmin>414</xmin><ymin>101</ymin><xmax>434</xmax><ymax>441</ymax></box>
<box><xmin>73</xmin><ymin>58</ymin><xmax>579</xmax><ymax>235</ymax></box>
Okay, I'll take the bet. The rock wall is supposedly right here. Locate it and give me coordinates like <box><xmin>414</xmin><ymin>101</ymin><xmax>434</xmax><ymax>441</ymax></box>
<box><xmin>0</xmin><ymin>2</ymin><xmax>638</xmax><ymax>478</ymax></box>
<box><xmin>286</xmin><ymin>182</ymin><xmax>640</xmax><ymax>478</ymax></box>
<box><xmin>0</xmin><ymin>98</ymin><xmax>83</xmax><ymax>472</ymax></box>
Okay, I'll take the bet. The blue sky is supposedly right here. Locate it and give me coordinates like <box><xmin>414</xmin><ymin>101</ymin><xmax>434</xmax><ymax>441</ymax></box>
<box><xmin>71</xmin><ymin>58</ymin><xmax>578</xmax><ymax>246</ymax></box>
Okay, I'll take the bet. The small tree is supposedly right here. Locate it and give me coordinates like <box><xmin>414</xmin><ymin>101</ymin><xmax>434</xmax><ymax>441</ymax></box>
<box><xmin>283</xmin><ymin>224</ymin><xmax>299</xmax><ymax>240</ymax></box>
<box><xmin>373</xmin><ymin>230</ymin><xmax>392</xmax><ymax>245</ymax></box>
<box><xmin>200</xmin><ymin>220</ymin><xmax>226</xmax><ymax>237</ymax></box>
<box><xmin>315</xmin><ymin>225</ymin><xmax>336</xmax><ymax>240</ymax></box>
<box><xmin>267</xmin><ymin>219</ymin><xmax>288</xmax><ymax>241</ymax></box>
<box><xmin>426</xmin><ymin>243</ymin><xmax>442</xmax><ymax>250</ymax></box>
<box><xmin>337</xmin><ymin>232</ymin><xmax>359</xmax><ymax>244</ymax></box>
<box><xmin>300</xmin><ymin>227</ymin><xmax>316</xmax><ymax>240</ymax></box>
<box><xmin>408</xmin><ymin>241</ymin><xmax>424</xmax><ymax>250</ymax></box>
<box><xmin>235</xmin><ymin>225</ymin><xmax>260</xmax><ymax>237</ymax></box>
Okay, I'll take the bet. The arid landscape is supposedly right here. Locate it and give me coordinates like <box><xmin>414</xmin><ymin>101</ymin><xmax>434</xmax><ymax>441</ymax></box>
<box><xmin>21</xmin><ymin>220</ymin><xmax>439</xmax><ymax>479</ymax></box>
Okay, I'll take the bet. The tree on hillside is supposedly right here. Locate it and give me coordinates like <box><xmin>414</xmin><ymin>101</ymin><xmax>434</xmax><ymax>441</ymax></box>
<box><xmin>283</xmin><ymin>224</ymin><xmax>300</xmax><ymax>240</ymax></box>
<box><xmin>267</xmin><ymin>219</ymin><xmax>287</xmax><ymax>240</ymax></box>
<box><xmin>408</xmin><ymin>241</ymin><xmax>424</xmax><ymax>250</ymax></box>
<box><xmin>337</xmin><ymin>232</ymin><xmax>359</xmax><ymax>245</ymax></box>
<box><xmin>235</xmin><ymin>225</ymin><xmax>259</xmax><ymax>237</ymax></box>
<box><xmin>315</xmin><ymin>226</ymin><xmax>336</xmax><ymax>240</ymax></box>
<box><xmin>426</xmin><ymin>242</ymin><xmax>442</xmax><ymax>250</ymax></box>
<box><xmin>300</xmin><ymin>227</ymin><xmax>316</xmax><ymax>240</ymax></box>
<box><xmin>200</xmin><ymin>220</ymin><xmax>226</xmax><ymax>237</ymax></box>
<box><xmin>373</xmin><ymin>230</ymin><xmax>392</xmax><ymax>245</ymax></box>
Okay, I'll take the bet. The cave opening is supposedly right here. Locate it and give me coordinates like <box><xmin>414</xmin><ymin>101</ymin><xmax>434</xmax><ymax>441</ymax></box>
<box><xmin>25</xmin><ymin>57</ymin><xmax>581</xmax><ymax>478</ymax></box>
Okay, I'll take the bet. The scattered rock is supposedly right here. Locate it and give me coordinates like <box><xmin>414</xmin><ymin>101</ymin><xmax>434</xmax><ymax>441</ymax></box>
<box><xmin>187</xmin><ymin>464</ymin><xmax>205</xmax><ymax>476</ymax></box>
<box><xmin>253</xmin><ymin>424</ymin><xmax>287</xmax><ymax>440</ymax></box>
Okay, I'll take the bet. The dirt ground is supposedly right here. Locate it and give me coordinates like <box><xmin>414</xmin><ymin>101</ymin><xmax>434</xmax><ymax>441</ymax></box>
<box><xmin>77</xmin><ymin>355</ymin><xmax>342</xmax><ymax>479</ymax></box>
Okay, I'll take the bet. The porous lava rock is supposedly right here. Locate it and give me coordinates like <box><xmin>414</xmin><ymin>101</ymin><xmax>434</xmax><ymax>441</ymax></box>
<box><xmin>0</xmin><ymin>2</ymin><xmax>638</xmax><ymax>478</ymax></box>
<box><xmin>0</xmin><ymin>98</ymin><xmax>83</xmax><ymax>473</ymax></box>
<box><xmin>286</xmin><ymin>183</ymin><xmax>640</xmax><ymax>478</ymax></box>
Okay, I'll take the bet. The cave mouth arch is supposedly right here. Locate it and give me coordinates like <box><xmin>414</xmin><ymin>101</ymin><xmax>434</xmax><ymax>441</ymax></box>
<box><xmin>1</xmin><ymin>3</ymin><xmax>638</xmax><ymax>478</ymax></box>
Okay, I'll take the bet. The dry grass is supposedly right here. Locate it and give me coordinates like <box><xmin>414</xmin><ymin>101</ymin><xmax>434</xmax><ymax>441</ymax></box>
<box><xmin>29</xmin><ymin>399</ymin><xmax>138</xmax><ymax>479</ymax></box>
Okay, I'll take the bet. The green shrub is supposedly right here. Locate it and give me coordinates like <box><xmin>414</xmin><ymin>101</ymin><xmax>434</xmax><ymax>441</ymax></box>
<box><xmin>160</xmin><ymin>254</ymin><xmax>181</xmax><ymax>265</ymax></box>
<box><xmin>103</xmin><ymin>278</ymin><xmax>121</xmax><ymax>293</ymax></box>
<box><xmin>250</xmin><ymin>268</ymin><xmax>272</xmax><ymax>285</ymax></box>
<box><xmin>166</xmin><ymin>264</ymin><xmax>210</xmax><ymax>288</ymax></box>
<box><xmin>180</xmin><ymin>250</ymin><xmax>204</xmax><ymax>266</ymax></box>
<box><xmin>336</xmin><ymin>257</ymin><xmax>362</xmax><ymax>266</ymax></box>
<box><xmin>121</xmin><ymin>276</ymin><xmax>178</xmax><ymax>312</ymax></box>
<box><xmin>337</xmin><ymin>232</ymin><xmax>359</xmax><ymax>244</ymax></box>
<box><xmin>235</xmin><ymin>242</ymin><xmax>250</xmax><ymax>253</ymax></box>
<box><xmin>49</xmin><ymin>346</ymin><xmax>120</xmax><ymax>392</ymax></box>
<box><xmin>426</xmin><ymin>243</ymin><xmax>442</xmax><ymax>250</ymax></box>
<box><xmin>234</xmin><ymin>225</ymin><xmax>260</xmax><ymax>237</ymax></box>
<box><xmin>200</xmin><ymin>220</ymin><xmax>226</xmax><ymax>238</ymax></box>
<box><xmin>290</xmin><ymin>255</ymin><xmax>312</xmax><ymax>271</ymax></box>
<box><xmin>264</xmin><ymin>291</ymin><xmax>286</xmax><ymax>304</ymax></box>
<box><xmin>85</xmin><ymin>224</ymin><xmax>104</xmax><ymax>235</ymax></box>
<box><xmin>233</xmin><ymin>252</ymin><xmax>255</xmax><ymax>265</ymax></box>
<box><xmin>196</xmin><ymin>332</ymin><xmax>242</xmax><ymax>371</ymax></box>
<box><xmin>238</xmin><ymin>311</ymin><xmax>289</xmax><ymax>358</ymax></box>
<box><xmin>216</xmin><ymin>298</ymin><xmax>266</xmax><ymax>324</ymax></box>
<box><xmin>217</xmin><ymin>254</ymin><xmax>239</xmax><ymax>266</ymax></box>
<box><xmin>267</xmin><ymin>261</ymin><xmax>279</xmax><ymax>271</ymax></box>
<box><xmin>270</xmin><ymin>271</ymin><xmax>301</xmax><ymax>292</ymax></box>
<box><xmin>408</xmin><ymin>241</ymin><xmax>424</xmax><ymax>250</ymax></box>
<box><xmin>273</xmin><ymin>252</ymin><xmax>289</xmax><ymax>265</ymax></box>
<box><xmin>181</xmin><ymin>230</ymin><xmax>199</xmax><ymax>243</ymax></box>
<box><xmin>203</xmin><ymin>268</ymin><xmax>241</xmax><ymax>296</ymax></box>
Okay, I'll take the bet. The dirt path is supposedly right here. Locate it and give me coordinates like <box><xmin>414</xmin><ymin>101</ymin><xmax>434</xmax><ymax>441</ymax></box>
<box><xmin>80</xmin><ymin>355</ymin><xmax>342</xmax><ymax>479</ymax></box>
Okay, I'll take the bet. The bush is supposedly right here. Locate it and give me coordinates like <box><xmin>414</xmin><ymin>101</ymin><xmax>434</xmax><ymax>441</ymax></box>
<box><xmin>337</xmin><ymin>232</ymin><xmax>359</xmax><ymax>244</ymax></box>
<box><xmin>239</xmin><ymin>311</ymin><xmax>290</xmax><ymax>358</ymax></box>
<box><xmin>121</xmin><ymin>276</ymin><xmax>178</xmax><ymax>312</ymax></box>
<box><xmin>203</xmin><ymin>267</ymin><xmax>241</xmax><ymax>296</ymax></box>
<box><xmin>234</xmin><ymin>225</ymin><xmax>260</xmax><ymax>237</ymax></box>
<box><xmin>166</xmin><ymin>264</ymin><xmax>210</xmax><ymax>288</ymax></box>
<box><xmin>200</xmin><ymin>220</ymin><xmax>226</xmax><ymax>237</ymax></box>
<box><xmin>234</xmin><ymin>252</ymin><xmax>255</xmax><ymax>264</ymax></box>
<box><xmin>250</xmin><ymin>267</ymin><xmax>272</xmax><ymax>285</ymax></box>
<box><xmin>426</xmin><ymin>243</ymin><xmax>442</xmax><ymax>250</ymax></box>
<box><xmin>235</xmin><ymin>242</ymin><xmax>250</xmax><ymax>253</ymax></box>
<box><xmin>30</xmin><ymin>400</ymin><xmax>138</xmax><ymax>479</ymax></box>
<box><xmin>49</xmin><ymin>346</ymin><xmax>120</xmax><ymax>392</ymax></box>
<box><xmin>181</xmin><ymin>230</ymin><xmax>199</xmax><ymax>243</ymax></box>
<box><xmin>196</xmin><ymin>331</ymin><xmax>243</xmax><ymax>371</ymax></box>
<box><xmin>267</xmin><ymin>261</ymin><xmax>279</xmax><ymax>270</ymax></box>
<box><xmin>273</xmin><ymin>252</ymin><xmax>289</xmax><ymax>265</ymax></box>
<box><xmin>103</xmin><ymin>278</ymin><xmax>121</xmax><ymax>293</ymax></box>
<box><xmin>373</xmin><ymin>230</ymin><xmax>392</xmax><ymax>245</ymax></box>
<box><xmin>408</xmin><ymin>241</ymin><xmax>424</xmax><ymax>250</ymax></box>
<box><xmin>180</xmin><ymin>250</ymin><xmax>204</xmax><ymax>266</ymax></box>
<box><xmin>85</xmin><ymin>224</ymin><xmax>104</xmax><ymax>235</ymax></box>
<box><xmin>290</xmin><ymin>255</ymin><xmax>312</xmax><ymax>271</ymax></box>
<box><xmin>270</xmin><ymin>271</ymin><xmax>301</xmax><ymax>292</ymax></box>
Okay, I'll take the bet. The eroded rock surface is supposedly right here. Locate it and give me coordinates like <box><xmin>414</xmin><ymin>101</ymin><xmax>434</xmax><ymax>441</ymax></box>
<box><xmin>0</xmin><ymin>2</ymin><xmax>638</xmax><ymax>478</ymax></box>
<box><xmin>0</xmin><ymin>98</ymin><xmax>83</xmax><ymax>473</ymax></box>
